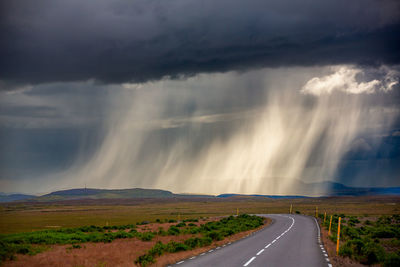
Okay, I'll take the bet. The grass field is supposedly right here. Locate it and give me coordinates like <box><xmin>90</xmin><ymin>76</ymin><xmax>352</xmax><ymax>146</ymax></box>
<box><xmin>0</xmin><ymin>196</ymin><xmax>399</xmax><ymax>234</ymax></box>
<box><xmin>319</xmin><ymin>213</ymin><xmax>400</xmax><ymax>266</ymax></box>
<box><xmin>0</xmin><ymin>196</ymin><xmax>399</xmax><ymax>266</ymax></box>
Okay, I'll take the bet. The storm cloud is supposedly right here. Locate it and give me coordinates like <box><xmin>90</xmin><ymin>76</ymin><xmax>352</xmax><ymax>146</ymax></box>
<box><xmin>1</xmin><ymin>0</ymin><xmax>400</xmax><ymax>88</ymax></box>
<box><xmin>1</xmin><ymin>1</ymin><xmax>400</xmax><ymax>195</ymax></box>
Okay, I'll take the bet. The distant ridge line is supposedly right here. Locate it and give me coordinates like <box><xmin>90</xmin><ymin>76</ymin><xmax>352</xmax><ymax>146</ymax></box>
<box><xmin>0</xmin><ymin>181</ymin><xmax>399</xmax><ymax>203</ymax></box>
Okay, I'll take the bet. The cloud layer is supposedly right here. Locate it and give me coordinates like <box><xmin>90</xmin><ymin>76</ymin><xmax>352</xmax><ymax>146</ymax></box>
<box><xmin>1</xmin><ymin>0</ymin><xmax>400</xmax><ymax>88</ymax></box>
<box><xmin>301</xmin><ymin>66</ymin><xmax>399</xmax><ymax>95</ymax></box>
<box><xmin>1</xmin><ymin>67</ymin><xmax>395</xmax><ymax>195</ymax></box>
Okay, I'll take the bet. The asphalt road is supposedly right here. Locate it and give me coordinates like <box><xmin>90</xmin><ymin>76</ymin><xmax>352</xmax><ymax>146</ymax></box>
<box><xmin>171</xmin><ymin>214</ymin><xmax>331</xmax><ymax>267</ymax></box>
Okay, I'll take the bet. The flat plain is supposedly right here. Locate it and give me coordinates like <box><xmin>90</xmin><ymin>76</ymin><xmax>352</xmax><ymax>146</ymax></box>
<box><xmin>1</xmin><ymin>196</ymin><xmax>399</xmax><ymax>234</ymax></box>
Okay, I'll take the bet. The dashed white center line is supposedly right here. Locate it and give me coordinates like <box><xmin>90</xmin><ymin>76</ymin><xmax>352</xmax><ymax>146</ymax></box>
<box><xmin>189</xmin><ymin>256</ymin><xmax>196</xmax><ymax>260</ymax></box>
<box><xmin>200</xmin><ymin>253</ymin><xmax>205</xmax><ymax>256</ymax></box>
<box><xmin>243</xmin><ymin>256</ymin><xmax>256</xmax><ymax>266</ymax></box>
<box><xmin>176</xmin><ymin>261</ymin><xmax>184</xmax><ymax>264</ymax></box>
<box><xmin>242</xmin><ymin>215</ymin><xmax>295</xmax><ymax>267</ymax></box>
<box><xmin>208</xmin><ymin>249</ymin><xmax>214</xmax><ymax>252</ymax></box>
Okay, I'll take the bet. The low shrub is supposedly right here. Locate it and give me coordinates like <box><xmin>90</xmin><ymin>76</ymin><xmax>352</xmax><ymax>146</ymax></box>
<box><xmin>148</xmin><ymin>242</ymin><xmax>166</xmax><ymax>257</ymax></box>
<box><xmin>384</xmin><ymin>252</ymin><xmax>400</xmax><ymax>267</ymax></box>
<box><xmin>138</xmin><ymin>232</ymin><xmax>154</xmax><ymax>242</ymax></box>
<box><xmin>167</xmin><ymin>226</ymin><xmax>180</xmax><ymax>235</ymax></box>
<box><xmin>175</xmin><ymin>222</ymin><xmax>186</xmax><ymax>228</ymax></box>
<box><xmin>206</xmin><ymin>231</ymin><xmax>223</xmax><ymax>241</ymax></box>
<box><xmin>371</xmin><ymin>227</ymin><xmax>396</xmax><ymax>238</ymax></box>
<box><xmin>184</xmin><ymin>237</ymin><xmax>202</xmax><ymax>249</ymax></box>
<box><xmin>165</xmin><ymin>241</ymin><xmax>188</xmax><ymax>253</ymax></box>
<box><xmin>157</xmin><ymin>227</ymin><xmax>167</xmax><ymax>236</ymax></box>
<box><xmin>361</xmin><ymin>241</ymin><xmax>385</xmax><ymax>265</ymax></box>
<box><xmin>183</xmin><ymin>218</ymin><xmax>199</xmax><ymax>223</ymax></box>
<box><xmin>135</xmin><ymin>253</ymin><xmax>154</xmax><ymax>267</ymax></box>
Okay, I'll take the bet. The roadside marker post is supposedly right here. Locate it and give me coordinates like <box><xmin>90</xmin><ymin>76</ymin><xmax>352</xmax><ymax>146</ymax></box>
<box><xmin>237</xmin><ymin>208</ymin><xmax>239</xmax><ymax>216</ymax></box>
<box><xmin>315</xmin><ymin>206</ymin><xmax>318</xmax><ymax>218</ymax></box>
<box><xmin>290</xmin><ymin>204</ymin><xmax>292</xmax><ymax>214</ymax></box>
<box><xmin>324</xmin><ymin>212</ymin><xmax>326</xmax><ymax>223</ymax></box>
<box><xmin>336</xmin><ymin>217</ymin><xmax>341</xmax><ymax>255</ymax></box>
<box><xmin>328</xmin><ymin>215</ymin><xmax>332</xmax><ymax>235</ymax></box>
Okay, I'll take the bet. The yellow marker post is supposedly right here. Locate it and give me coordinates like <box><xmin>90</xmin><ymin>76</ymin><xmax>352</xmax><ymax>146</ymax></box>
<box><xmin>236</xmin><ymin>208</ymin><xmax>239</xmax><ymax>216</ymax></box>
<box><xmin>315</xmin><ymin>206</ymin><xmax>318</xmax><ymax>218</ymax></box>
<box><xmin>336</xmin><ymin>217</ymin><xmax>341</xmax><ymax>255</ymax></box>
<box><xmin>328</xmin><ymin>215</ymin><xmax>332</xmax><ymax>235</ymax></box>
<box><xmin>324</xmin><ymin>212</ymin><xmax>326</xmax><ymax>223</ymax></box>
<box><xmin>290</xmin><ymin>204</ymin><xmax>292</xmax><ymax>214</ymax></box>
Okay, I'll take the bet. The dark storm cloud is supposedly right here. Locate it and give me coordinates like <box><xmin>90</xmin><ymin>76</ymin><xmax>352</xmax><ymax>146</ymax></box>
<box><xmin>1</xmin><ymin>0</ymin><xmax>399</xmax><ymax>88</ymax></box>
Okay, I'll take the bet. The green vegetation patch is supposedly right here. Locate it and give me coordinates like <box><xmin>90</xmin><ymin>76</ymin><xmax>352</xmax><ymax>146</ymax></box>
<box><xmin>320</xmin><ymin>214</ymin><xmax>400</xmax><ymax>266</ymax></box>
<box><xmin>135</xmin><ymin>214</ymin><xmax>264</xmax><ymax>266</ymax></box>
<box><xmin>0</xmin><ymin>223</ymin><xmax>148</xmax><ymax>263</ymax></box>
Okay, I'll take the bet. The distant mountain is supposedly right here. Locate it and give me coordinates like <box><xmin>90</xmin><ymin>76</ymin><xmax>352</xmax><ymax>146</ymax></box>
<box><xmin>218</xmin><ymin>181</ymin><xmax>400</xmax><ymax>198</ymax></box>
<box><xmin>293</xmin><ymin>181</ymin><xmax>400</xmax><ymax>196</ymax></box>
<box><xmin>0</xmin><ymin>194</ymin><xmax>35</xmax><ymax>202</ymax></box>
<box><xmin>217</xmin><ymin>194</ymin><xmax>308</xmax><ymax>199</ymax></box>
<box><xmin>35</xmin><ymin>188</ymin><xmax>175</xmax><ymax>201</ymax></box>
<box><xmin>1</xmin><ymin>181</ymin><xmax>399</xmax><ymax>203</ymax></box>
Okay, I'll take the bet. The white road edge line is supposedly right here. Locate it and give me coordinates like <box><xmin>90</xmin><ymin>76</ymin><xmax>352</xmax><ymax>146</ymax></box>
<box><xmin>243</xmin><ymin>256</ymin><xmax>256</xmax><ymax>266</ymax></box>
<box><xmin>176</xmin><ymin>261</ymin><xmax>184</xmax><ymax>264</ymax></box>
<box><xmin>314</xmin><ymin>217</ymin><xmax>332</xmax><ymax>266</ymax></box>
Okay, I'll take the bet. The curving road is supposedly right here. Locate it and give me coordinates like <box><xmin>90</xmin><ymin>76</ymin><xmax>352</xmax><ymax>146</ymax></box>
<box><xmin>171</xmin><ymin>214</ymin><xmax>331</xmax><ymax>267</ymax></box>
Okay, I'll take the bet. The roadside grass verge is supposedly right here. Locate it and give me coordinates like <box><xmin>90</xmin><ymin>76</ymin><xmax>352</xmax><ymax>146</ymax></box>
<box><xmin>0</xmin><ymin>223</ymin><xmax>150</xmax><ymax>263</ymax></box>
<box><xmin>319</xmin><ymin>213</ymin><xmax>400</xmax><ymax>267</ymax></box>
<box><xmin>0</xmin><ymin>214</ymin><xmax>264</xmax><ymax>265</ymax></box>
<box><xmin>135</xmin><ymin>214</ymin><xmax>264</xmax><ymax>266</ymax></box>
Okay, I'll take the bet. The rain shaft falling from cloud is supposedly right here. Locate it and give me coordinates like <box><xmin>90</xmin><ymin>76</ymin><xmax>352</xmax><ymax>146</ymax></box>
<box><xmin>60</xmin><ymin>66</ymin><xmax>397</xmax><ymax>195</ymax></box>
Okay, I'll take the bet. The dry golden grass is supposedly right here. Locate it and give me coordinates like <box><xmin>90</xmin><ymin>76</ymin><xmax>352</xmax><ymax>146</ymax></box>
<box><xmin>1</xmin><ymin>196</ymin><xmax>399</xmax><ymax>234</ymax></box>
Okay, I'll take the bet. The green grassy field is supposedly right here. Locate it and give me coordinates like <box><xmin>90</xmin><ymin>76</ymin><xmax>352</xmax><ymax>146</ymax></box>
<box><xmin>320</xmin><ymin>213</ymin><xmax>400</xmax><ymax>266</ymax></box>
<box><xmin>0</xmin><ymin>196</ymin><xmax>399</xmax><ymax>234</ymax></box>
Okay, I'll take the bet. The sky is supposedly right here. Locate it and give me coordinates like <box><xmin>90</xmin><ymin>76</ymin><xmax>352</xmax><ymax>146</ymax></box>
<box><xmin>0</xmin><ymin>0</ymin><xmax>399</xmax><ymax>195</ymax></box>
